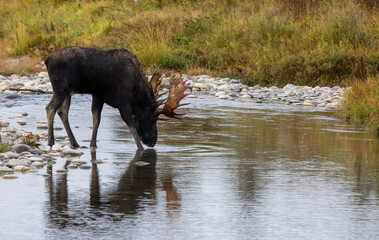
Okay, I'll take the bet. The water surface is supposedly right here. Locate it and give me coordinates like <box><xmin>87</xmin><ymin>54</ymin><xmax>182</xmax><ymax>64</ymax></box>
<box><xmin>0</xmin><ymin>94</ymin><xmax>378</xmax><ymax>240</ymax></box>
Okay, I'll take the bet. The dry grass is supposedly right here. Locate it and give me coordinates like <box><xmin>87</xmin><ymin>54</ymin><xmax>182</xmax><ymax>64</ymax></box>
<box><xmin>0</xmin><ymin>56</ymin><xmax>43</xmax><ymax>76</ymax></box>
<box><xmin>338</xmin><ymin>75</ymin><xmax>379</xmax><ymax>131</ymax></box>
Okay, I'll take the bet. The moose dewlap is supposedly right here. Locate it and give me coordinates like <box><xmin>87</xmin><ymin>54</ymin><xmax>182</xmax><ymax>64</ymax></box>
<box><xmin>45</xmin><ymin>47</ymin><xmax>187</xmax><ymax>150</ymax></box>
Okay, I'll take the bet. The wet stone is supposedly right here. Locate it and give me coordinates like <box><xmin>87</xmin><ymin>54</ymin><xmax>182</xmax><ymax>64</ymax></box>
<box><xmin>8</xmin><ymin>159</ymin><xmax>30</xmax><ymax>167</ymax></box>
<box><xmin>12</xmin><ymin>144</ymin><xmax>32</xmax><ymax>153</ymax></box>
<box><xmin>0</xmin><ymin>166</ymin><xmax>14</xmax><ymax>172</ymax></box>
<box><xmin>14</xmin><ymin>166</ymin><xmax>30</xmax><ymax>172</ymax></box>
<box><xmin>62</xmin><ymin>149</ymin><xmax>84</xmax><ymax>157</ymax></box>
<box><xmin>2</xmin><ymin>174</ymin><xmax>18</xmax><ymax>179</ymax></box>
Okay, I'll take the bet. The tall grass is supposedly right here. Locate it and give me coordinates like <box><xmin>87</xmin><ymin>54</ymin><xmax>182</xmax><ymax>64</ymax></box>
<box><xmin>0</xmin><ymin>0</ymin><xmax>378</xmax><ymax>87</ymax></box>
<box><xmin>338</xmin><ymin>76</ymin><xmax>379</xmax><ymax>131</ymax></box>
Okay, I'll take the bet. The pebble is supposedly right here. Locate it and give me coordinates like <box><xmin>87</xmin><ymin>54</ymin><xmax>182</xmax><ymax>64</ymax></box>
<box><xmin>56</xmin><ymin>168</ymin><xmax>67</xmax><ymax>173</ymax></box>
<box><xmin>4</xmin><ymin>152</ymin><xmax>19</xmax><ymax>159</ymax></box>
<box><xmin>71</xmin><ymin>159</ymin><xmax>87</xmax><ymax>165</ymax></box>
<box><xmin>62</xmin><ymin>149</ymin><xmax>84</xmax><ymax>157</ymax></box>
<box><xmin>16</xmin><ymin>120</ymin><xmax>27</xmax><ymax>125</ymax></box>
<box><xmin>2</xmin><ymin>174</ymin><xmax>18</xmax><ymax>179</ymax></box>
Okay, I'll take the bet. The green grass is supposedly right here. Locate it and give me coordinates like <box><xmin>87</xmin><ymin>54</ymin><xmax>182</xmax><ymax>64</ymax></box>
<box><xmin>0</xmin><ymin>142</ymin><xmax>12</xmax><ymax>153</ymax></box>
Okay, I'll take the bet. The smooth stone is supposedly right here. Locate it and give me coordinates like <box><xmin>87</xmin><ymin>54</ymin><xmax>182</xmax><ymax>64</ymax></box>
<box><xmin>62</xmin><ymin>149</ymin><xmax>84</xmax><ymax>157</ymax></box>
<box><xmin>31</xmin><ymin>162</ymin><xmax>44</xmax><ymax>167</ymax></box>
<box><xmin>0</xmin><ymin>166</ymin><xmax>13</xmax><ymax>172</ymax></box>
<box><xmin>218</xmin><ymin>94</ymin><xmax>230</xmax><ymax>99</ymax></box>
<box><xmin>187</xmin><ymin>94</ymin><xmax>197</xmax><ymax>98</ymax></box>
<box><xmin>29</xmin><ymin>149</ymin><xmax>45</xmax><ymax>155</ymax></box>
<box><xmin>38</xmin><ymin>72</ymin><xmax>49</xmax><ymax>78</ymax></box>
<box><xmin>2</xmin><ymin>174</ymin><xmax>18</xmax><ymax>179</ymax></box>
<box><xmin>8</xmin><ymin>159</ymin><xmax>30</xmax><ymax>167</ymax></box>
<box><xmin>16</xmin><ymin>120</ymin><xmax>27</xmax><ymax>125</ymax></box>
<box><xmin>71</xmin><ymin>159</ymin><xmax>87</xmax><ymax>165</ymax></box>
<box><xmin>14</xmin><ymin>166</ymin><xmax>30</xmax><ymax>172</ymax></box>
<box><xmin>29</xmin><ymin>157</ymin><xmax>44</xmax><ymax>163</ymax></box>
<box><xmin>56</xmin><ymin>168</ymin><xmax>67</xmax><ymax>173</ymax></box>
<box><xmin>51</xmin><ymin>144</ymin><xmax>62</xmax><ymax>151</ymax></box>
<box><xmin>48</xmin><ymin>152</ymin><xmax>61</xmax><ymax>157</ymax></box>
<box><xmin>215</xmin><ymin>91</ymin><xmax>226</xmax><ymax>97</ymax></box>
<box><xmin>12</xmin><ymin>144</ymin><xmax>32</xmax><ymax>153</ymax></box>
<box><xmin>4</xmin><ymin>152</ymin><xmax>20</xmax><ymax>159</ymax></box>
<box><xmin>36</xmin><ymin>122</ymin><xmax>48</xmax><ymax>129</ymax></box>
<box><xmin>67</xmin><ymin>164</ymin><xmax>78</xmax><ymax>169</ymax></box>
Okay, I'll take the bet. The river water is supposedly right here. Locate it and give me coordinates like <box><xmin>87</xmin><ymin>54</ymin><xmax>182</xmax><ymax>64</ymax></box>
<box><xmin>0</xmin><ymin>94</ymin><xmax>378</xmax><ymax>240</ymax></box>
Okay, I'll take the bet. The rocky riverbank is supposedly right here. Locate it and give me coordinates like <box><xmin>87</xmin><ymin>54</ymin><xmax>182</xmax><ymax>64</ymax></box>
<box><xmin>0</xmin><ymin>72</ymin><xmax>346</xmax><ymax>109</ymax></box>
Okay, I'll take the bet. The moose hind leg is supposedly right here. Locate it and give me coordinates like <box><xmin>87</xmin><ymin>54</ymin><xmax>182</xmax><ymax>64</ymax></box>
<box><xmin>57</xmin><ymin>95</ymin><xmax>80</xmax><ymax>148</ymax></box>
<box><xmin>90</xmin><ymin>97</ymin><xmax>104</xmax><ymax>148</ymax></box>
<box><xmin>46</xmin><ymin>93</ymin><xmax>68</xmax><ymax>147</ymax></box>
<box><xmin>118</xmin><ymin>105</ymin><xmax>144</xmax><ymax>150</ymax></box>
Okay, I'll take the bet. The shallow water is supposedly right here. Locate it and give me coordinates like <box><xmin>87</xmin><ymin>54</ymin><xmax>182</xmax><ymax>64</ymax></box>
<box><xmin>0</xmin><ymin>94</ymin><xmax>378</xmax><ymax>240</ymax></box>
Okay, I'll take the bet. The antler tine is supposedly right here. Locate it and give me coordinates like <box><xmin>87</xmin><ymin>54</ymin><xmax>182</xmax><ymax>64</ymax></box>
<box><xmin>157</xmin><ymin>72</ymin><xmax>188</xmax><ymax>119</ymax></box>
<box><xmin>149</xmin><ymin>71</ymin><xmax>163</xmax><ymax>100</ymax></box>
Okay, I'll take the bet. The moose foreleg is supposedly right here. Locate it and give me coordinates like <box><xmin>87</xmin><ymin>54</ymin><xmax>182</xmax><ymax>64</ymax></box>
<box><xmin>118</xmin><ymin>106</ymin><xmax>144</xmax><ymax>150</ymax></box>
<box><xmin>46</xmin><ymin>93</ymin><xmax>68</xmax><ymax>147</ymax></box>
<box><xmin>57</xmin><ymin>95</ymin><xmax>80</xmax><ymax>148</ymax></box>
<box><xmin>90</xmin><ymin>97</ymin><xmax>104</xmax><ymax>148</ymax></box>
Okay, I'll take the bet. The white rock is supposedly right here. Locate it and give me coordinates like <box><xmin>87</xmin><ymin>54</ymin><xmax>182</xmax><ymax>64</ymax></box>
<box><xmin>62</xmin><ymin>149</ymin><xmax>84</xmax><ymax>157</ymax></box>
<box><xmin>31</xmin><ymin>162</ymin><xmax>44</xmax><ymax>167</ymax></box>
<box><xmin>38</xmin><ymin>72</ymin><xmax>49</xmax><ymax>78</ymax></box>
<box><xmin>71</xmin><ymin>159</ymin><xmax>87</xmax><ymax>165</ymax></box>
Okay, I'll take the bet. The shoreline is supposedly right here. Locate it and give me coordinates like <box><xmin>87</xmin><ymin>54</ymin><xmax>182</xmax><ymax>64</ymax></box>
<box><xmin>0</xmin><ymin>72</ymin><xmax>346</xmax><ymax>110</ymax></box>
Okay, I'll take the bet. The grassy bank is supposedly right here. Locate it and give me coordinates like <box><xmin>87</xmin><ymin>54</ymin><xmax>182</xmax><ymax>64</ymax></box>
<box><xmin>0</xmin><ymin>0</ymin><xmax>378</xmax><ymax>86</ymax></box>
<box><xmin>338</xmin><ymin>75</ymin><xmax>379</xmax><ymax>131</ymax></box>
<box><xmin>0</xmin><ymin>0</ymin><xmax>378</xmax><ymax>129</ymax></box>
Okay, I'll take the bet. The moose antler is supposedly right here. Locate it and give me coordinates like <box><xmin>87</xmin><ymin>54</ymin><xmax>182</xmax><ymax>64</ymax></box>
<box><xmin>156</xmin><ymin>72</ymin><xmax>189</xmax><ymax>119</ymax></box>
<box><xmin>150</xmin><ymin>71</ymin><xmax>163</xmax><ymax>99</ymax></box>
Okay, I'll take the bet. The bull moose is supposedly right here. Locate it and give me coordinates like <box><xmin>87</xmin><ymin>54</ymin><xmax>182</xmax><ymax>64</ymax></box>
<box><xmin>44</xmin><ymin>47</ymin><xmax>187</xmax><ymax>150</ymax></box>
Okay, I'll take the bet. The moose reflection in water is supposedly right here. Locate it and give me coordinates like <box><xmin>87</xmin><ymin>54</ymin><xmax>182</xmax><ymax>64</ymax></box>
<box><xmin>45</xmin><ymin>149</ymin><xmax>181</xmax><ymax>228</ymax></box>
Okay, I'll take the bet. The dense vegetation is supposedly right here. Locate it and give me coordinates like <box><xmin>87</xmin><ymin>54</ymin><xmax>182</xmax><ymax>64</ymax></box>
<box><xmin>0</xmin><ymin>0</ymin><xmax>378</xmax><ymax>129</ymax></box>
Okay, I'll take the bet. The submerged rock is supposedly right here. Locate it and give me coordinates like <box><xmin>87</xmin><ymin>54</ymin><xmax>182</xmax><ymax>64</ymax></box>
<box><xmin>62</xmin><ymin>149</ymin><xmax>84</xmax><ymax>157</ymax></box>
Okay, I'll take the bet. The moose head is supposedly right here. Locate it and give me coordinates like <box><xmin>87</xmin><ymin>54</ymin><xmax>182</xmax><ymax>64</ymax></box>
<box><xmin>135</xmin><ymin>72</ymin><xmax>189</xmax><ymax>147</ymax></box>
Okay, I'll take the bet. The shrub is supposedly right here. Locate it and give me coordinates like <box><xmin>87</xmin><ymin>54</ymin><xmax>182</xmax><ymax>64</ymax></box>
<box><xmin>338</xmin><ymin>76</ymin><xmax>379</xmax><ymax>131</ymax></box>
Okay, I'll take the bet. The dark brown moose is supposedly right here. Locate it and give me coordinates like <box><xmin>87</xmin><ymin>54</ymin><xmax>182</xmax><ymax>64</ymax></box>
<box><xmin>45</xmin><ymin>47</ymin><xmax>187</xmax><ymax>150</ymax></box>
